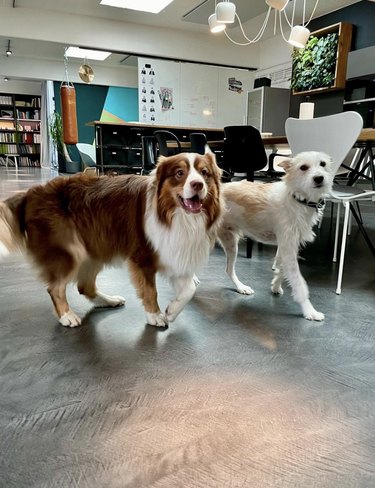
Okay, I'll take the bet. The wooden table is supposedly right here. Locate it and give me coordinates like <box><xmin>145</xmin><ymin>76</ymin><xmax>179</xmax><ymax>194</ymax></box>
<box><xmin>342</xmin><ymin>129</ymin><xmax>375</xmax><ymax>189</ymax></box>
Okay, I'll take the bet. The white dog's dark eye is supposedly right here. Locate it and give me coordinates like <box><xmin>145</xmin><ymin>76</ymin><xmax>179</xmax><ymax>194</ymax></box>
<box><xmin>176</xmin><ymin>170</ymin><xmax>184</xmax><ymax>178</ymax></box>
<box><xmin>300</xmin><ymin>165</ymin><xmax>309</xmax><ymax>171</ymax></box>
<box><xmin>320</xmin><ymin>161</ymin><xmax>326</xmax><ymax>167</ymax></box>
<box><xmin>201</xmin><ymin>168</ymin><xmax>209</xmax><ymax>177</ymax></box>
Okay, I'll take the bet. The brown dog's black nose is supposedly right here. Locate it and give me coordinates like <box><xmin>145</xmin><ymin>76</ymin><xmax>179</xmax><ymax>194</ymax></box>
<box><xmin>190</xmin><ymin>180</ymin><xmax>203</xmax><ymax>192</ymax></box>
<box><xmin>314</xmin><ymin>176</ymin><xmax>324</xmax><ymax>185</ymax></box>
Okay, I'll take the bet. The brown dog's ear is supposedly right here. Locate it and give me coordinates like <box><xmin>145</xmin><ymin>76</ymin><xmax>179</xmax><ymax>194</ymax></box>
<box><xmin>155</xmin><ymin>155</ymin><xmax>170</xmax><ymax>185</ymax></box>
<box><xmin>204</xmin><ymin>151</ymin><xmax>222</xmax><ymax>180</ymax></box>
<box><xmin>205</xmin><ymin>151</ymin><xmax>216</xmax><ymax>163</ymax></box>
<box><xmin>277</xmin><ymin>158</ymin><xmax>293</xmax><ymax>171</ymax></box>
<box><xmin>157</xmin><ymin>155</ymin><xmax>167</xmax><ymax>165</ymax></box>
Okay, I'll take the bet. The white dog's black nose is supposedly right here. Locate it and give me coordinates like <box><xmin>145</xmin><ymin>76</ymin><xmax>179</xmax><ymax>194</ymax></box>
<box><xmin>314</xmin><ymin>176</ymin><xmax>324</xmax><ymax>185</ymax></box>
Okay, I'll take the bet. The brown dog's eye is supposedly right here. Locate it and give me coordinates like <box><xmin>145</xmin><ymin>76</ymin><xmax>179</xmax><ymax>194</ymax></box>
<box><xmin>176</xmin><ymin>169</ymin><xmax>184</xmax><ymax>178</ymax></box>
<box><xmin>201</xmin><ymin>168</ymin><xmax>209</xmax><ymax>177</ymax></box>
<box><xmin>320</xmin><ymin>161</ymin><xmax>326</xmax><ymax>167</ymax></box>
<box><xmin>300</xmin><ymin>165</ymin><xmax>309</xmax><ymax>171</ymax></box>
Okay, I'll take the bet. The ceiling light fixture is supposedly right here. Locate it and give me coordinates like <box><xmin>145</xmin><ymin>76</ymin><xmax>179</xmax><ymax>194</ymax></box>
<box><xmin>208</xmin><ymin>13</ymin><xmax>226</xmax><ymax>33</ymax></box>
<box><xmin>65</xmin><ymin>46</ymin><xmax>111</xmax><ymax>61</ymax></box>
<box><xmin>100</xmin><ymin>0</ymin><xmax>174</xmax><ymax>14</ymax></box>
<box><xmin>4</xmin><ymin>77</ymin><xmax>9</xmax><ymax>82</ymax></box>
<box><xmin>208</xmin><ymin>0</ymin><xmax>320</xmax><ymax>49</ymax></box>
<box><xmin>6</xmin><ymin>40</ymin><xmax>12</xmax><ymax>56</ymax></box>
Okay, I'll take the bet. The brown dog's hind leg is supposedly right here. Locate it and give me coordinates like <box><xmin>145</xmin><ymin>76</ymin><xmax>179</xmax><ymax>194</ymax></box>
<box><xmin>39</xmin><ymin>247</ymin><xmax>81</xmax><ymax>327</ymax></box>
<box><xmin>77</xmin><ymin>259</ymin><xmax>126</xmax><ymax>308</ymax></box>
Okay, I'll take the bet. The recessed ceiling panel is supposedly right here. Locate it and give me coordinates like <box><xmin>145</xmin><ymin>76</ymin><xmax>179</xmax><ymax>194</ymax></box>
<box><xmin>182</xmin><ymin>0</ymin><xmax>269</xmax><ymax>26</ymax></box>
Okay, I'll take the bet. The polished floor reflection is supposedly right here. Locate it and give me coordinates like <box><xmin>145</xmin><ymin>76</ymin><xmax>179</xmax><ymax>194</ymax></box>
<box><xmin>0</xmin><ymin>166</ymin><xmax>374</xmax><ymax>487</ymax></box>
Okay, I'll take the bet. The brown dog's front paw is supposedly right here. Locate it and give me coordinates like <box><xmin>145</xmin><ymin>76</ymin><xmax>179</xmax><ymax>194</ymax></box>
<box><xmin>146</xmin><ymin>312</ymin><xmax>169</xmax><ymax>328</ymax></box>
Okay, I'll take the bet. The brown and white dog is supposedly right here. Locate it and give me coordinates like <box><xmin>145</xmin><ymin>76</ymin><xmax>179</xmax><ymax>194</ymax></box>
<box><xmin>0</xmin><ymin>152</ymin><xmax>223</xmax><ymax>327</ymax></box>
<box><xmin>218</xmin><ymin>151</ymin><xmax>334</xmax><ymax>321</ymax></box>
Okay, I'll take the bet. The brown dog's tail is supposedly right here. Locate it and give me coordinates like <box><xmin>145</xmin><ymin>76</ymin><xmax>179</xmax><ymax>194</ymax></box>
<box><xmin>0</xmin><ymin>193</ymin><xmax>27</xmax><ymax>258</ymax></box>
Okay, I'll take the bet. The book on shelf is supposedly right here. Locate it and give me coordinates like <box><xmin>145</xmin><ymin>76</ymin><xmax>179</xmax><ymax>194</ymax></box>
<box><xmin>0</xmin><ymin>143</ymin><xmax>18</xmax><ymax>154</ymax></box>
<box><xmin>15</xmin><ymin>97</ymin><xmax>41</xmax><ymax>108</ymax></box>
<box><xmin>0</xmin><ymin>132</ymin><xmax>17</xmax><ymax>143</ymax></box>
<box><xmin>0</xmin><ymin>95</ymin><xmax>12</xmax><ymax>105</ymax></box>
<box><xmin>16</xmin><ymin>109</ymin><xmax>41</xmax><ymax>120</ymax></box>
<box><xmin>0</xmin><ymin>121</ymin><xmax>15</xmax><ymax>130</ymax></box>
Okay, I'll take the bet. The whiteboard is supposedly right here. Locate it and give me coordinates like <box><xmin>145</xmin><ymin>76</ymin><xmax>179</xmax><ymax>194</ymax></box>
<box><xmin>138</xmin><ymin>58</ymin><xmax>256</xmax><ymax>128</ymax></box>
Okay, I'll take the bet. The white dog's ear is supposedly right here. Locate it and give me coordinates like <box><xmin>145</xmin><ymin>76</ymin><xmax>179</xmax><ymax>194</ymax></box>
<box><xmin>277</xmin><ymin>158</ymin><xmax>292</xmax><ymax>171</ymax></box>
<box><xmin>204</xmin><ymin>144</ymin><xmax>213</xmax><ymax>155</ymax></box>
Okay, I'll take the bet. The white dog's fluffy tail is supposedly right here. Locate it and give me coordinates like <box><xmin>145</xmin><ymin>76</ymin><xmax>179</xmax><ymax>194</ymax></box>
<box><xmin>0</xmin><ymin>196</ymin><xmax>26</xmax><ymax>258</ymax></box>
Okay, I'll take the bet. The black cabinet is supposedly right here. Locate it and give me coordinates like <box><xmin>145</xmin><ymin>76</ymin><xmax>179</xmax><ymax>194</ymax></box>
<box><xmin>92</xmin><ymin>122</ymin><xmax>224</xmax><ymax>174</ymax></box>
<box><xmin>344</xmin><ymin>76</ymin><xmax>375</xmax><ymax>128</ymax></box>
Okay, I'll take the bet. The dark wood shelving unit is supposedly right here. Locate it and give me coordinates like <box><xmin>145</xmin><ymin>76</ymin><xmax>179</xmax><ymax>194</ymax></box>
<box><xmin>0</xmin><ymin>92</ymin><xmax>41</xmax><ymax>168</ymax></box>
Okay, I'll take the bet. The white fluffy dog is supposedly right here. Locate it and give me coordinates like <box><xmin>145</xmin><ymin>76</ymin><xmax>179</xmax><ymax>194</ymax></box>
<box><xmin>218</xmin><ymin>151</ymin><xmax>334</xmax><ymax>321</ymax></box>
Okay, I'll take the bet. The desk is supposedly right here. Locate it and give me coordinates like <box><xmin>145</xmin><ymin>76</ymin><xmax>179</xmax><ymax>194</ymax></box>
<box><xmin>88</xmin><ymin>121</ymin><xmax>224</xmax><ymax>173</ymax></box>
<box><xmin>347</xmin><ymin>128</ymin><xmax>375</xmax><ymax>189</ymax></box>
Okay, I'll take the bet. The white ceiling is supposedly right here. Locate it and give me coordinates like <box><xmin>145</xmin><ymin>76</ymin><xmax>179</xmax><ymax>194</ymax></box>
<box><xmin>0</xmin><ymin>0</ymin><xmax>362</xmax><ymax>71</ymax></box>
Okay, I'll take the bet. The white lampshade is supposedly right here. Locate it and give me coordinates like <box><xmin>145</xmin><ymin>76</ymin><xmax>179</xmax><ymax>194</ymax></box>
<box><xmin>265</xmin><ymin>0</ymin><xmax>289</xmax><ymax>11</ymax></box>
<box><xmin>208</xmin><ymin>13</ymin><xmax>226</xmax><ymax>33</ymax></box>
<box><xmin>288</xmin><ymin>25</ymin><xmax>311</xmax><ymax>48</ymax></box>
<box><xmin>215</xmin><ymin>1</ymin><xmax>236</xmax><ymax>23</ymax></box>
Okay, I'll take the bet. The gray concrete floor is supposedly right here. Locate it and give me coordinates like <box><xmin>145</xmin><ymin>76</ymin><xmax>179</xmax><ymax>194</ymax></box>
<box><xmin>0</xmin><ymin>166</ymin><xmax>374</xmax><ymax>487</ymax></box>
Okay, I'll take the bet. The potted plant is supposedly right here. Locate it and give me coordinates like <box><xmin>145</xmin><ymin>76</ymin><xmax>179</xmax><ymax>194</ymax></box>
<box><xmin>49</xmin><ymin>111</ymin><xmax>80</xmax><ymax>173</ymax></box>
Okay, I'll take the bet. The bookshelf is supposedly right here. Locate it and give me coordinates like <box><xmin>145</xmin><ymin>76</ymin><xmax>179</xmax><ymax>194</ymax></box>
<box><xmin>0</xmin><ymin>93</ymin><xmax>41</xmax><ymax>168</ymax></box>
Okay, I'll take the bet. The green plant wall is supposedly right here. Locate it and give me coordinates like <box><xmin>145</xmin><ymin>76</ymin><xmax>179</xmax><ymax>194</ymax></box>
<box><xmin>291</xmin><ymin>32</ymin><xmax>339</xmax><ymax>93</ymax></box>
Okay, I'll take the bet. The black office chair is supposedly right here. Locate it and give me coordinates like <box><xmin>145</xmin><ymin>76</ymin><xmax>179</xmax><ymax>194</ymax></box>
<box><xmin>189</xmin><ymin>132</ymin><xmax>207</xmax><ymax>155</ymax></box>
<box><xmin>223</xmin><ymin>125</ymin><xmax>268</xmax><ymax>182</ymax></box>
<box><xmin>153</xmin><ymin>130</ymin><xmax>181</xmax><ymax>157</ymax></box>
<box><xmin>223</xmin><ymin>125</ymin><xmax>268</xmax><ymax>258</ymax></box>
<box><xmin>141</xmin><ymin>135</ymin><xmax>157</xmax><ymax>174</ymax></box>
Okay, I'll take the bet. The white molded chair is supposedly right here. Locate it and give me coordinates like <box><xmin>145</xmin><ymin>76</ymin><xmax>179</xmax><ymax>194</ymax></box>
<box><xmin>76</xmin><ymin>143</ymin><xmax>97</xmax><ymax>168</ymax></box>
<box><xmin>285</xmin><ymin>112</ymin><xmax>375</xmax><ymax>294</ymax></box>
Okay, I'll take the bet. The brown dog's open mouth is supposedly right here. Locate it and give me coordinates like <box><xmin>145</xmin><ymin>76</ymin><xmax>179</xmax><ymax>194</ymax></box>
<box><xmin>178</xmin><ymin>194</ymin><xmax>203</xmax><ymax>214</ymax></box>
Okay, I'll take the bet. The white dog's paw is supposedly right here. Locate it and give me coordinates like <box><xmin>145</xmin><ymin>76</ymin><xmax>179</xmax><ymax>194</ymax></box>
<box><xmin>93</xmin><ymin>293</ymin><xmax>126</xmax><ymax>308</ymax></box>
<box><xmin>237</xmin><ymin>285</ymin><xmax>255</xmax><ymax>295</ymax></box>
<box><xmin>59</xmin><ymin>311</ymin><xmax>81</xmax><ymax>327</ymax></box>
<box><xmin>193</xmin><ymin>274</ymin><xmax>200</xmax><ymax>286</ymax></box>
<box><xmin>146</xmin><ymin>312</ymin><xmax>169</xmax><ymax>328</ymax></box>
<box><xmin>304</xmin><ymin>310</ymin><xmax>325</xmax><ymax>321</ymax></box>
<box><xmin>165</xmin><ymin>301</ymin><xmax>183</xmax><ymax>323</ymax></box>
<box><xmin>271</xmin><ymin>283</ymin><xmax>284</xmax><ymax>295</ymax></box>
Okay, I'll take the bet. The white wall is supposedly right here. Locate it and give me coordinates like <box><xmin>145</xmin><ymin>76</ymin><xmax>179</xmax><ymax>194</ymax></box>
<box><xmin>0</xmin><ymin>56</ymin><xmax>138</xmax><ymax>89</ymax></box>
<box><xmin>0</xmin><ymin>78</ymin><xmax>42</xmax><ymax>95</ymax></box>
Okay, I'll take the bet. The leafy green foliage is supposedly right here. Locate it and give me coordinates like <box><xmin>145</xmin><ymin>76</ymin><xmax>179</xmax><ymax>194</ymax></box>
<box><xmin>49</xmin><ymin>111</ymin><xmax>64</xmax><ymax>154</ymax></box>
<box><xmin>291</xmin><ymin>32</ymin><xmax>339</xmax><ymax>92</ymax></box>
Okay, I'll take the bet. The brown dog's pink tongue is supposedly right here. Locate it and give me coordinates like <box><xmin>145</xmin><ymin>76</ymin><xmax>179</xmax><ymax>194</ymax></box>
<box><xmin>182</xmin><ymin>197</ymin><xmax>202</xmax><ymax>213</ymax></box>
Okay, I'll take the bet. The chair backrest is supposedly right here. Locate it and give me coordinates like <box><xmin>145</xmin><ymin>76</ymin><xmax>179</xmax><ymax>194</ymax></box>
<box><xmin>223</xmin><ymin>125</ymin><xmax>268</xmax><ymax>180</ymax></box>
<box><xmin>285</xmin><ymin>111</ymin><xmax>363</xmax><ymax>174</ymax></box>
<box><xmin>141</xmin><ymin>135</ymin><xmax>157</xmax><ymax>173</ymax></box>
<box><xmin>153</xmin><ymin>130</ymin><xmax>181</xmax><ymax>157</ymax></box>
<box><xmin>189</xmin><ymin>132</ymin><xmax>207</xmax><ymax>155</ymax></box>
<box><xmin>76</xmin><ymin>143</ymin><xmax>96</xmax><ymax>166</ymax></box>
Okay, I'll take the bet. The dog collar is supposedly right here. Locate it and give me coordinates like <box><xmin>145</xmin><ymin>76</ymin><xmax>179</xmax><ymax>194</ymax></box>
<box><xmin>292</xmin><ymin>194</ymin><xmax>326</xmax><ymax>212</ymax></box>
